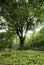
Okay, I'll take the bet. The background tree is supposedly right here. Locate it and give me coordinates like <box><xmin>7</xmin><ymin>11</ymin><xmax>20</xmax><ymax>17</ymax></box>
<box><xmin>0</xmin><ymin>0</ymin><xmax>44</xmax><ymax>49</ymax></box>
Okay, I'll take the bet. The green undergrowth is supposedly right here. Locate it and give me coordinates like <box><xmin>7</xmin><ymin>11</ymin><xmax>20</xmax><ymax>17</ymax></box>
<box><xmin>0</xmin><ymin>49</ymin><xmax>44</xmax><ymax>65</ymax></box>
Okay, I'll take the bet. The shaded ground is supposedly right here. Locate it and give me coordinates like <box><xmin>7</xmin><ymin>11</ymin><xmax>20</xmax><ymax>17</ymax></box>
<box><xmin>0</xmin><ymin>49</ymin><xmax>44</xmax><ymax>65</ymax></box>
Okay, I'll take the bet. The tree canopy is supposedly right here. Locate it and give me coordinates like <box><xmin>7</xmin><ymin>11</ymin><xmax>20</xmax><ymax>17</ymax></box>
<box><xmin>0</xmin><ymin>0</ymin><xmax>44</xmax><ymax>49</ymax></box>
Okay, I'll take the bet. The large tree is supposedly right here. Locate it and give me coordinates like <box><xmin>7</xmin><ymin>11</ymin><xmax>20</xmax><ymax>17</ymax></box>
<box><xmin>0</xmin><ymin>0</ymin><xmax>44</xmax><ymax>49</ymax></box>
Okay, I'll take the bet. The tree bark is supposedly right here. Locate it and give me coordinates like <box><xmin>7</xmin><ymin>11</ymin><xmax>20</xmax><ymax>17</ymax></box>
<box><xmin>19</xmin><ymin>36</ymin><xmax>25</xmax><ymax>50</ymax></box>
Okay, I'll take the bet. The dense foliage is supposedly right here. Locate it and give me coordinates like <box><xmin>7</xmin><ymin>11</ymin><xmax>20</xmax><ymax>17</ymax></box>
<box><xmin>24</xmin><ymin>27</ymin><xmax>44</xmax><ymax>50</ymax></box>
<box><xmin>0</xmin><ymin>1</ymin><xmax>44</xmax><ymax>65</ymax></box>
<box><xmin>0</xmin><ymin>0</ymin><xmax>44</xmax><ymax>49</ymax></box>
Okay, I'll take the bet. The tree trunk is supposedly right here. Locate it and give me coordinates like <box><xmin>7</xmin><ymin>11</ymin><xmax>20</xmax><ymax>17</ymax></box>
<box><xmin>19</xmin><ymin>36</ymin><xmax>25</xmax><ymax>50</ymax></box>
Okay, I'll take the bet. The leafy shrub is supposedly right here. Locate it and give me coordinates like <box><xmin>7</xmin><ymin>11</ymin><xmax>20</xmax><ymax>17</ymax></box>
<box><xmin>24</xmin><ymin>27</ymin><xmax>44</xmax><ymax>50</ymax></box>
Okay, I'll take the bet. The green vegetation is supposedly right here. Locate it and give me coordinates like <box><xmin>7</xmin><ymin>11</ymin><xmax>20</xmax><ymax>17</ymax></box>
<box><xmin>0</xmin><ymin>27</ymin><xmax>44</xmax><ymax>50</ymax></box>
<box><xmin>0</xmin><ymin>0</ymin><xmax>44</xmax><ymax>49</ymax></box>
<box><xmin>0</xmin><ymin>50</ymin><xmax>44</xmax><ymax>65</ymax></box>
<box><xmin>24</xmin><ymin>27</ymin><xmax>44</xmax><ymax>50</ymax></box>
<box><xmin>0</xmin><ymin>0</ymin><xmax>44</xmax><ymax>64</ymax></box>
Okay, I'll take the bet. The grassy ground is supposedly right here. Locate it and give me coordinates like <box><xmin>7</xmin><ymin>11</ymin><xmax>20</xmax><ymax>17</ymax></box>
<box><xmin>0</xmin><ymin>49</ymin><xmax>44</xmax><ymax>65</ymax></box>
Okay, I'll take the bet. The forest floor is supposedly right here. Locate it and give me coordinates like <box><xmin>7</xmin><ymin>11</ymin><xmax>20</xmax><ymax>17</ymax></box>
<box><xmin>0</xmin><ymin>49</ymin><xmax>44</xmax><ymax>65</ymax></box>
